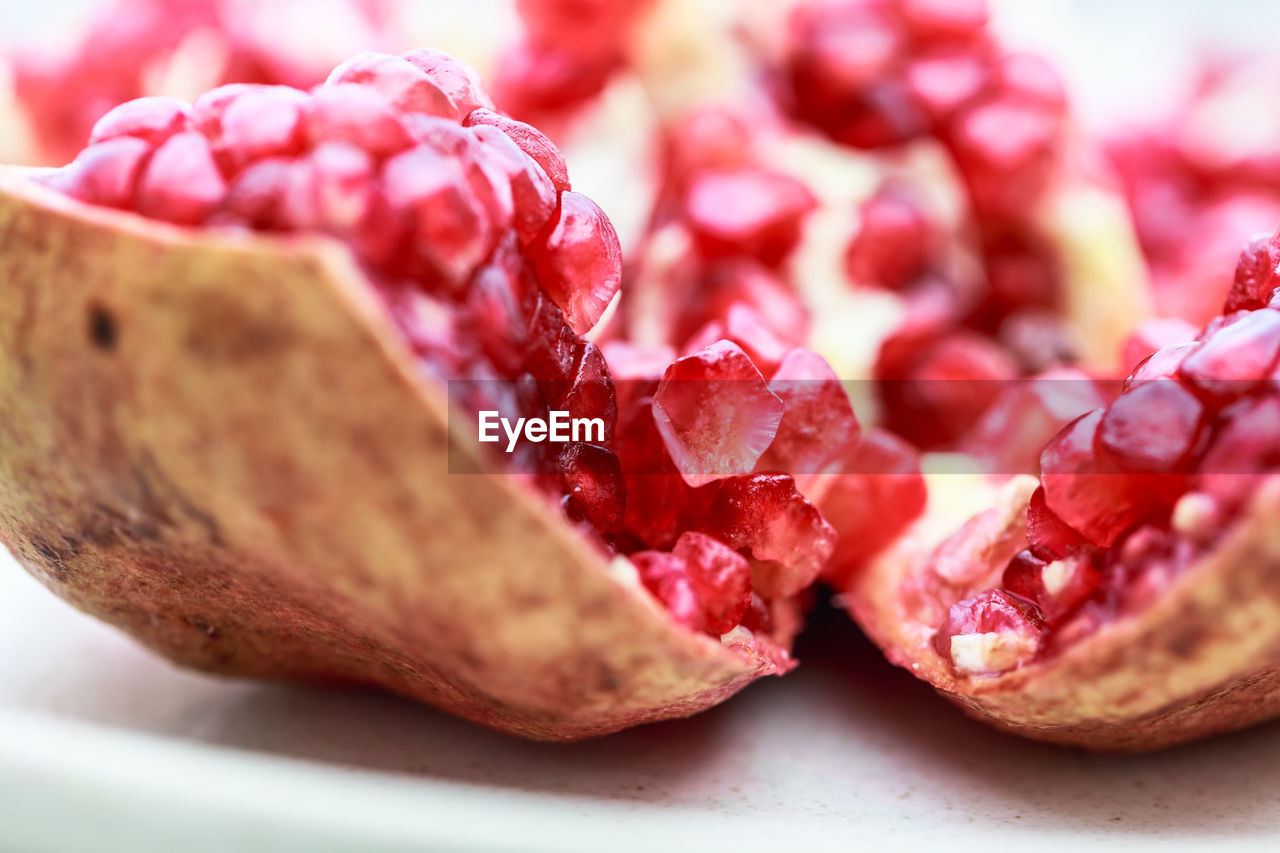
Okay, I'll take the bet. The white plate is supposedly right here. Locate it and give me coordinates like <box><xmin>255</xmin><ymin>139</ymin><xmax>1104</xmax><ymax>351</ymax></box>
<box><xmin>4</xmin><ymin>552</ymin><xmax>1280</xmax><ymax>853</ymax></box>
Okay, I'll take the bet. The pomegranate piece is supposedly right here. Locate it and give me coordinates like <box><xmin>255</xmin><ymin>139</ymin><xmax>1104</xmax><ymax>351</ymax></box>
<box><xmin>630</xmin><ymin>551</ymin><xmax>705</xmax><ymax>632</ymax></box>
<box><xmin>682</xmin><ymin>168</ymin><xmax>817</xmax><ymax>267</ymax></box>
<box><xmin>557</xmin><ymin>442</ymin><xmax>625</xmax><ymax>531</ymax></box>
<box><xmin>699</xmin><ymin>474</ymin><xmax>837</xmax><ymax>599</ymax></box>
<box><xmin>682</xmin><ymin>302</ymin><xmax>794</xmax><ymax>375</ymax></box>
<box><xmin>468</xmin><ymin>125</ymin><xmax>558</xmax><ymax>245</ymax></box>
<box><xmin>1196</xmin><ymin>395</ymin><xmax>1280</xmax><ymax>509</ymax></box>
<box><xmin>652</xmin><ymin>341</ymin><xmax>785</xmax><ymax>488</ymax></box>
<box><xmin>401</xmin><ymin>49</ymin><xmax>495</xmax><ymax>117</ymax></box>
<box><xmin>1177</xmin><ymin>309</ymin><xmax>1280</xmax><ymax>405</ymax></box>
<box><xmin>305</xmin><ymin>84</ymin><xmax>415</xmax><ymax>161</ymax></box>
<box><xmin>213</xmin><ymin>86</ymin><xmax>310</xmax><ymax>174</ymax></box>
<box><xmin>88</xmin><ymin>96</ymin><xmax>192</xmax><ymax>147</ymax></box>
<box><xmin>932</xmin><ymin>590</ymin><xmax>1044</xmax><ymax>677</ymax></box>
<box><xmin>816</xmin><ymin>428</ymin><xmax>927</xmax><ymax>587</ymax></box>
<box><xmin>1097</xmin><ymin>380</ymin><xmax>1206</xmax><ymax>474</ymax></box>
<box><xmin>135</xmin><ymin>131</ymin><xmax>227</xmax><ymax>226</ymax></box>
<box><xmin>757</xmin><ymin>349</ymin><xmax>860</xmax><ymax>478</ymax></box>
<box><xmin>528</xmin><ymin>192</ymin><xmax>623</xmax><ymax>334</ymax></box>
<box><xmin>1125</xmin><ymin>341</ymin><xmax>1200</xmax><ymax>389</ymax></box>
<box><xmin>1120</xmin><ymin>317</ymin><xmax>1199</xmax><ymax>373</ymax></box>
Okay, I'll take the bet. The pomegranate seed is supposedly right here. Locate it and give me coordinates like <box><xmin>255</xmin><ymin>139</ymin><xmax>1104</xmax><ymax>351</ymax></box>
<box><xmin>1125</xmin><ymin>341</ymin><xmax>1200</xmax><ymax>390</ymax></box>
<box><xmin>1026</xmin><ymin>485</ymin><xmax>1087</xmax><ymax>561</ymax></box>
<box><xmin>401</xmin><ymin>49</ymin><xmax>495</xmax><ymax>117</ymax></box>
<box><xmin>757</xmin><ymin>348</ymin><xmax>860</xmax><ymax>477</ymax></box>
<box><xmin>136</xmin><ymin>131</ymin><xmax>227</xmax><ymax>225</ymax></box>
<box><xmin>192</xmin><ymin>84</ymin><xmax>256</xmax><ymax>137</ymax></box>
<box><xmin>46</xmin><ymin>136</ymin><xmax>152</xmax><ymax>210</ymax></box>
<box><xmin>465</xmin><ymin>108</ymin><xmax>571</xmax><ymax>193</ymax></box>
<box><xmin>1177</xmin><ymin>309</ymin><xmax>1280</xmax><ymax>405</ymax></box>
<box><xmin>652</xmin><ymin>341</ymin><xmax>785</xmax><ymax>488</ymax></box>
<box><xmin>1001</xmin><ymin>549</ymin><xmax>1098</xmax><ymax>627</ymax></box>
<box><xmin>558</xmin><ymin>443</ymin><xmax>625</xmax><ymax>531</ymax></box>
<box><xmin>905</xmin><ymin>50</ymin><xmax>988</xmax><ymax>121</ymax></box>
<box><xmin>933</xmin><ymin>589</ymin><xmax>1044</xmax><ymax>676</ymax></box>
<box><xmin>529</xmin><ymin>191</ymin><xmax>622</xmax><ymax>334</ymax></box>
<box><xmin>816</xmin><ymin>428</ymin><xmax>927</xmax><ymax>586</ymax></box>
<box><xmin>631</xmin><ymin>551</ymin><xmax>704</xmax><ymax>632</ymax></box>
<box><xmin>1040</xmin><ymin>410</ymin><xmax>1167</xmax><ymax>547</ymax></box>
<box><xmin>1098</xmin><ymin>380</ymin><xmax>1206</xmax><ymax>474</ymax></box>
<box><xmin>950</xmin><ymin>99</ymin><xmax>1057</xmax><ymax>218</ymax></box>
<box><xmin>307</xmin><ymin>84</ymin><xmax>414</xmax><ymax>160</ymax></box>
<box><xmin>326</xmin><ymin>52</ymin><xmax>457</xmax><ymax>119</ymax></box>
<box><xmin>468</xmin><ymin>124</ymin><xmax>557</xmax><ymax>245</ymax></box>
<box><xmin>682</xmin><ymin>168</ymin><xmax>817</xmax><ymax>267</ymax></box>
<box><xmin>382</xmin><ymin>145</ymin><xmax>496</xmax><ymax>289</ymax></box>
<box><xmin>672</xmin><ymin>531</ymin><xmax>753</xmax><ymax>635</ymax></box>
<box><xmin>664</xmin><ymin>107</ymin><xmax>756</xmax><ymax>186</ymax></box>
<box><xmin>896</xmin><ymin>0</ymin><xmax>990</xmax><ymax>41</ymax></box>
<box><xmin>1224</xmin><ymin>232</ymin><xmax>1280</xmax><ymax>313</ymax></box>
<box><xmin>995</xmin><ymin>52</ymin><xmax>1066</xmax><ymax>111</ymax></box>
<box><xmin>213</xmin><ymin>86</ymin><xmax>309</xmax><ymax>173</ymax></box>
<box><xmin>699</xmin><ymin>473</ymin><xmax>836</xmax><ymax>599</ymax></box>
<box><xmin>1121</xmin><ymin>317</ymin><xmax>1199</xmax><ymax>374</ymax></box>
<box><xmin>962</xmin><ymin>367</ymin><xmax>1108</xmax><ymax>476</ymax></box>
<box><xmin>1196</xmin><ymin>395</ymin><xmax>1280</xmax><ymax>508</ymax></box>
<box><xmin>88</xmin><ymin>96</ymin><xmax>191</xmax><ymax>147</ymax></box>
<box><xmin>553</xmin><ymin>341</ymin><xmax>617</xmax><ymax>442</ymax></box>
<box><xmin>846</xmin><ymin>187</ymin><xmax>936</xmax><ymax>290</ymax></box>
<box><xmin>739</xmin><ymin>592</ymin><xmax>773</xmax><ymax>634</ymax></box>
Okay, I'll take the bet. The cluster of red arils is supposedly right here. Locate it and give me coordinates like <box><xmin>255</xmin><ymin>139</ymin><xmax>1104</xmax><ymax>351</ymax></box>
<box><xmin>779</xmin><ymin>0</ymin><xmax>1080</xmax><ymax>452</ymax></box>
<box><xmin>39</xmin><ymin>45</ymin><xmax>931</xmax><ymax>646</ymax></box>
<box><xmin>932</xmin><ymin>232</ymin><xmax>1280</xmax><ymax>676</ymax></box>
<box><xmin>10</xmin><ymin>0</ymin><xmax>394</xmax><ymax>165</ymax></box>
<box><xmin>1107</xmin><ymin>60</ymin><xmax>1280</xmax><ymax>328</ymax></box>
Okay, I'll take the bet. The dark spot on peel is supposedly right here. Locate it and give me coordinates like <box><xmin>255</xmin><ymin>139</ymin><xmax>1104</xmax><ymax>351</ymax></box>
<box><xmin>88</xmin><ymin>303</ymin><xmax>118</xmax><ymax>351</ymax></box>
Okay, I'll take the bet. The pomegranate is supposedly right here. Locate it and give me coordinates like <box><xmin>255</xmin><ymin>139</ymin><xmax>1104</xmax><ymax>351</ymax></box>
<box><xmin>839</xmin><ymin>232</ymin><xmax>1280</xmax><ymax>750</ymax></box>
<box><xmin>0</xmin><ymin>49</ymin><xmax>849</xmax><ymax>740</ymax></box>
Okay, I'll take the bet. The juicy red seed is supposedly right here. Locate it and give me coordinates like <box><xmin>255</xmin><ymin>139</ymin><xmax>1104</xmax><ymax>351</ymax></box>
<box><xmin>192</xmin><ymin>84</ymin><xmax>256</xmax><ymax>137</ymax></box>
<box><xmin>1177</xmin><ymin>309</ymin><xmax>1280</xmax><ymax>405</ymax></box>
<box><xmin>47</xmin><ymin>136</ymin><xmax>152</xmax><ymax>209</ymax></box>
<box><xmin>816</xmin><ymin>428</ymin><xmax>927</xmax><ymax>587</ymax></box>
<box><xmin>1000</xmin><ymin>548</ymin><xmax>1099</xmax><ymax>627</ymax></box>
<box><xmin>326</xmin><ymin>52</ymin><xmax>458</xmax><ymax>119</ymax></box>
<box><xmin>1125</xmin><ymin>341</ymin><xmax>1200</xmax><ymax>390</ymax></box>
<box><xmin>961</xmin><ymin>367</ymin><xmax>1108</xmax><ymax>476</ymax></box>
<box><xmin>382</xmin><ymin>145</ymin><xmax>495</xmax><ymax>289</ymax></box>
<box><xmin>557</xmin><ymin>443</ymin><xmax>625</xmax><ymax>531</ymax></box>
<box><xmin>465</xmin><ymin>108</ymin><xmax>571</xmax><ymax>193</ymax></box>
<box><xmin>896</xmin><ymin>0</ymin><xmax>990</xmax><ymax>41</ymax></box>
<box><xmin>665</xmin><ymin>107</ymin><xmax>756</xmax><ymax>185</ymax></box>
<box><xmin>135</xmin><ymin>131</ymin><xmax>227</xmax><ymax>225</ymax></box>
<box><xmin>1121</xmin><ymin>317</ymin><xmax>1199</xmax><ymax>375</ymax></box>
<box><xmin>468</xmin><ymin>124</ymin><xmax>557</xmax><ymax>244</ymax></box>
<box><xmin>683</xmin><ymin>168</ymin><xmax>817</xmax><ymax>267</ymax></box>
<box><xmin>307</xmin><ymin>84</ymin><xmax>414</xmax><ymax>160</ymax></box>
<box><xmin>303</xmin><ymin>141</ymin><xmax>378</xmax><ymax>233</ymax></box>
<box><xmin>213</xmin><ymin>86</ymin><xmax>308</xmax><ymax>173</ymax></box>
<box><xmin>950</xmin><ymin>100</ymin><xmax>1057</xmax><ymax>216</ymax></box>
<box><xmin>220</xmin><ymin>157</ymin><xmax>298</xmax><ymax>229</ymax></box>
<box><xmin>995</xmin><ymin>52</ymin><xmax>1067</xmax><ymax>110</ymax></box>
<box><xmin>401</xmin><ymin>49</ymin><xmax>495</xmax><ymax>117</ymax></box>
<box><xmin>1025</xmin><ymin>485</ymin><xmax>1087</xmax><ymax>561</ymax></box>
<box><xmin>88</xmin><ymin>96</ymin><xmax>191</xmax><ymax>147</ymax></box>
<box><xmin>524</xmin><ymin>292</ymin><xmax>578</xmax><ymax>380</ymax></box>
<box><xmin>1196</xmin><ymin>395</ymin><xmax>1280</xmax><ymax>508</ymax></box>
<box><xmin>672</xmin><ymin>531</ymin><xmax>753</xmax><ymax>635</ymax></box>
<box><xmin>1098</xmin><ymin>380</ymin><xmax>1206</xmax><ymax>474</ymax></box>
<box><xmin>1225</xmin><ymin>233</ymin><xmax>1280</xmax><ymax>313</ymax></box>
<box><xmin>632</xmin><ymin>551</ymin><xmax>705</xmax><ymax>632</ymax></box>
<box><xmin>529</xmin><ymin>191</ymin><xmax>622</xmax><ymax>334</ymax></box>
<box><xmin>739</xmin><ymin>592</ymin><xmax>773</xmax><ymax>634</ymax></box>
<box><xmin>905</xmin><ymin>51</ymin><xmax>988</xmax><ymax>120</ymax></box>
<box><xmin>555</xmin><ymin>341</ymin><xmax>618</xmax><ymax>442</ymax></box>
<box><xmin>1039</xmin><ymin>410</ymin><xmax>1170</xmax><ymax>547</ymax></box>
<box><xmin>846</xmin><ymin>188</ymin><xmax>935</xmax><ymax>290</ymax></box>
<box><xmin>652</xmin><ymin>341</ymin><xmax>785</xmax><ymax>488</ymax></box>
<box><xmin>699</xmin><ymin>473</ymin><xmax>836</xmax><ymax>599</ymax></box>
<box><xmin>757</xmin><ymin>348</ymin><xmax>860</xmax><ymax>477</ymax></box>
<box><xmin>931</xmin><ymin>589</ymin><xmax>1044</xmax><ymax>671</ymax></box>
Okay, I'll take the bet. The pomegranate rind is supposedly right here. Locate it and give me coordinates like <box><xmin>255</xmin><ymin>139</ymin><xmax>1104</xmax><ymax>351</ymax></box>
<box><xmin>843</xmin><ymin>474</ymin><xmax>1280</xmax><ymax>751</ymax></box>
<box><xmin>0</xmin><ymin>170</ymin><xmax>788</xmax><ymax>741</ymax></box>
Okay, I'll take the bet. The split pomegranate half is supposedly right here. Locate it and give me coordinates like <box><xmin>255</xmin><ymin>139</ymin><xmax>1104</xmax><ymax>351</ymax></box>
<box><xmin>840</xmin><ymin>235</ymin><xmax>1280</xmax><ymax>749</ymax></box>
<box><xmin>0</xmin><ymin>49</ymin><xmax>840</xmax><ymax>739</ymax></box>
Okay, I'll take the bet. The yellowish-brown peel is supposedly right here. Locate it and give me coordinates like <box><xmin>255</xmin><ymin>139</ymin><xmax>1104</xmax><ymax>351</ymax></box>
<box><xmin>845</xmin><ymin>475</ymin><xmax>1280</xmax><ymax>751</ymax></box>
<box><xmin>0</xmin><ymin>169</ymin><xmax>785</xmax><ymax>741</ymax></box>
